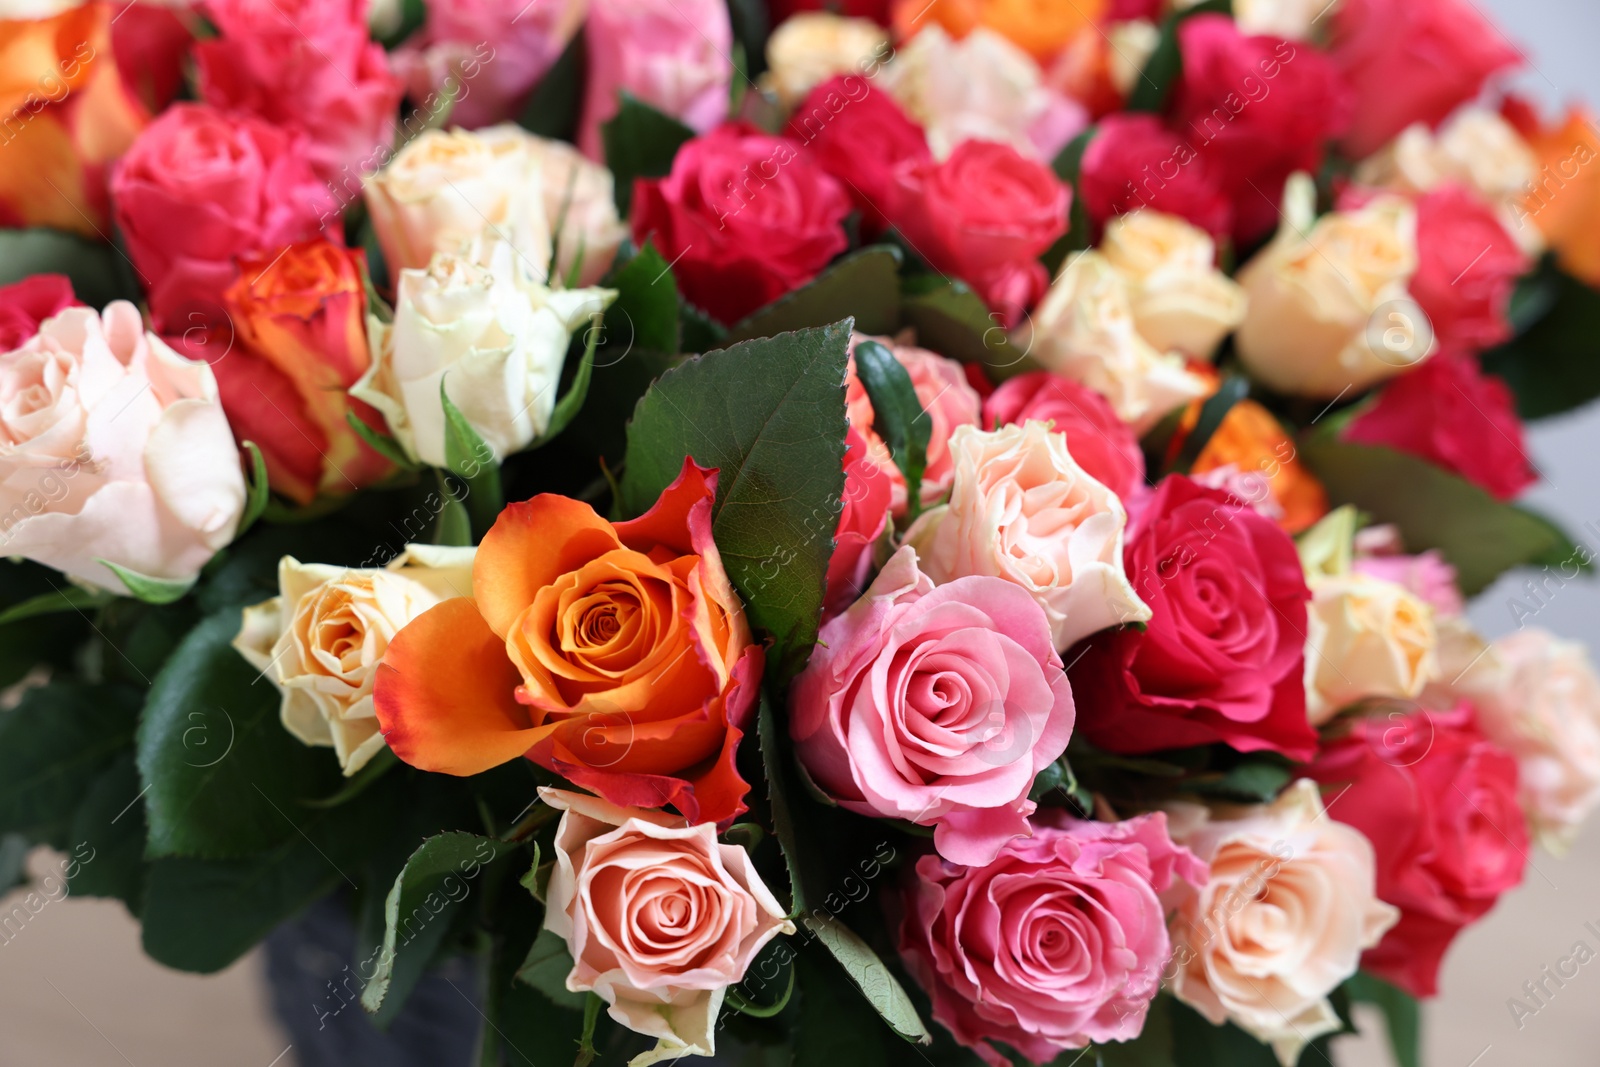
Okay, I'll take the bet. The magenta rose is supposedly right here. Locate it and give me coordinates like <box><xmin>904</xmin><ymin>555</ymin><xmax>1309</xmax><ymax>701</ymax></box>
<box><xmin>631</xmin><ymin>122</ymin><xmax>851</xmax><ymax>325</ymax></box>
<box><xmin>111</xmin><ymin>103</ymin><xmax>333</xmax><ymax>332</ymax></box>
<box><xmin>791</xmin><ymin>546</ymin><xmax>1075</xmax><ymax>866</ymax></box>
<box><xmin>1069</xmin><ymin>475</ymin><xmax>1318</xmax><ymax>760</ymax></box>
<box><xmin>1079</xmin><ymin>114</ymin><xmax>1234</xmax><ymax>239</ymax></box>
<box><xmin>898</xmin><ymin>812</ymin><xmax>1206</xmax><ymax>1066</ymax></box>
<box><xmin>792</xmin><ymin>75</ymin><xmax>932</xmax><ymax>238</ymax></box>
<box><xmin>1410</xmin><ymin>184</ymin><xmax>1531</xmax><ymax>352</ymax></box>
<box><xmin>982</xmin><ymin>371</ymin><xmax>1145</xmax><ymax>502</ymax></box>
<box><xmin>0</xmin><ymin>275</ymin><xmax>79</xmax><ymax>350</ymax></box>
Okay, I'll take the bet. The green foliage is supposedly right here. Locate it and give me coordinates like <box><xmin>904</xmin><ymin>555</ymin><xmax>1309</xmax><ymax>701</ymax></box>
<box><xmin>97</xmin><ymin>560</ymin><xmax>195</xmax><ymax>605</ymax></box>
<box><xmin>852</xmin><ymin>338</ymin><xmax>930</xmax><ymax>515</ymax></box>
<box><xmin>1346</xmin><ymin>971</ymin><xmax>1420</xmax><ymax>1067</ymax></box>
<box><xmin>518</xmin><ymin>28</ymin><xmax>586</xmax><ymax>142</ymax></box>
<box><xmin>1126</xmin><ymin>0</ymin><xmax>1234</xmax><ymax>114</ymax></box>
<box><xmin>603</xmin><ymin>93</ymin><xmax>696</xmax><ymax>215</ymax></box>
<box><xmin>0</xmin><ymin>228</ymin><xmax>143</xmax><ymax>307</ymax></box>
<box><xmin>727</xmin><ymin>247</ymin><xmax>904</xmax><ymax>343</ymax></box>
<box><xmin>802</xmin><ymin>916</ymin><xmax>930</xmax><ymax>1045</ymax></box>
<box><xmin>1482</xmin><ymin>259</ymin><xmax>1600</xmax><ymax>419</ymax></box>
<box><xmin>900</xmin><ymin>276</ymin><xmax>1033</xmax><ymax>378</ymax></box>
<box><xmin>607</xmin><ymin>241</ymin><xmax>682</xmax><ymax>355</ymax></box>
<box><xmin>440</xmin><ymin>380</ymin><xmax>505</xmax><ymax>538</ymax></box>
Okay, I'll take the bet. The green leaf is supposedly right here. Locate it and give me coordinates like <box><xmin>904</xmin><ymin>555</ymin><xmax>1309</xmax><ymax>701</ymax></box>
<box><xmin>1168</xmin><ymin>996</ymin><xmax>1278</xmax><ymax>1066</ymax></box>
<box><xmin>618</xmin><ymin>321</ymin><xmax>852</xmax><ymax>681</ymax></box>
<box><xmin>802</xmin><ymin>915</ymin><xmax>931</xmax><ymax>1045</ymax></box>
<box><xmin>1126</xmin><ymin>0</ymin><xmax>1234</xmax><ymax>114</ymax></box>
<box><xmin>0</xmin><ymin>228</ymin><xmax>143</xmax><ymax>307</ymax></box>
<box><xmin>137</xmin><ymin>610</ymin><xmax>342</xmax><ymax>858</ymax></box>
<box><xmin>440</xmin><ymin>379</ymin><xmax>504</xmax><ymax>537</ymax></box>
<box><xmin>67</xmin><ymin>750</ymin><xmax>147</xmax><ymax>911</ymax></box>
<box><xmin>727</xmin><ymin>246</ymin><xmax>904</xmax><ymax>344</ymax></box>
<box><xmin>361</xmin><ymin>832</ymin><xmax>520</xmax><ymax>1024</ymax></box>
<box><xmin>575</xmin><ymin>993</ymin><xmax>603</xmax><ymax>1067</ymax></box>
<box><xmin>0</xmin><ymin>834</ymin><xmax>28</xmax><ymax>895</ymax></box>
<box><xmin>681</xmin><ymin>301</ymin><xmax>729</xmax><ymax>354</ymax></box>
<box><xmin>603</xmin><ymin>93</ymin><xmax>696</xmax><ymax>215</ymax></box>
<box><xmin>236</xmin><ymin>441</ymin><xmax>271</xmax><ymax>536</ymax></box>
<box><xmin>1481</xmin><ymin>261</ymin><xmax>1600</xmax><ymax>419</ymax></box>
<box><xmin>1178</xmin><ymin>757</ymin><xmax>1294</xmax><ymax>803</ymax></box>
<box><xmin>516</xmin><ymin>926</ymin><xmax>588</xmax><ymax>1010</ymax></box>
<box><xmin>1171</xmin><ymin>375</ymin><xmax>1250</xmax><ymax>474</ymax></box>
<box><xmin>1299</xmin><ymin>439</ymin><xmax>1589</xmax><ymax>595</ymax></box>
<box><xmin>0</xmin><ymin>682</ymin><xmax>140</xmax><ymax>850</ymax></box>
<box><xmin>758</xmin><ymin>695</ymin><xmax>808</xmax><ymax>914</ymax></box>
<box><xmin>793</xmin><ymin>947</ymin><xmax>893</xmax><ymax>1067</ymax></box>
<box><xmin>434</xmin><ymin>471</ymin><xmax>474</xmax><ymax>547</ymax></box>
<box><xmin>345</xmin><ymin>408</ymin><xmax>418</xmax><ymax>469</ymax></box>
<box><xmin>483</xmin><ymin>903</ymin><xmax>588</xmax><ymax>1067</ymax></box>
<box><xmin>1346</xmin><ymin>971</ymin><xmax>1420</xmax><ymax>1067</ymax></box>
<box><xmin>900</xmin><ymin>277</ymin><xmax>1031</xmax><ymax>378</ymax></box>
<box><xmin>852</xmin><ymin>338</ymin><xmax>930</xmax><ymax>515</ymax></box>
<box><xmin>1046</xmin><ymin>127</ymin><xmax>1098</xmax><ymax>270</ymax></box>
<box><xmin>97</xmin><ymin>560</ymin><xmax>195</xmax><ymax>605</ymax></box>
<box><xmin>518</xmin><ymin>28</ymin><xmax>586</xmax><ymax>142</ymax></box>
<box><xmin>0</xmin><ymin>584</ymin><xmax>107</xmax><ymax>626</ymax></box>
<box><xmin>532</xmin><ymin>313</ymin><xmax>602</xmax><ymax>448</ymax></box>
<box><xmin>606</xmin><ymin>241</ymin><xmax>681</xmax><ymax>355</ymax></box>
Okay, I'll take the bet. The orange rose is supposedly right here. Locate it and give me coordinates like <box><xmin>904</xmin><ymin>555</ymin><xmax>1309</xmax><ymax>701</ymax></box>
<box><xmin>891</xmin><ymin>0</ymin><xmax>1104</xmax><ymax>63</ymax></box>
<box><xmin>1192</xmin><ymin>399</ymin><xmax>1329</xmax><ymax>535</ymax></box>
<box><xmin>374</xmin><ymin>461</ymin><xmax>763</xmax><ymax>825</ymax></box>
<box><xmin>0</xmin><ymin>2</ymin><xmax>147</xmax><ymax>235</ymax></box>
<box><xmin>219</xmin><ymin>239</ymin><xmax>392</xmax><ymax>504</ymax></box>
<box><xmin>1506</xmin><ymin>102</ymin><xmax>1600</xmax><ymax>286</ymax></box>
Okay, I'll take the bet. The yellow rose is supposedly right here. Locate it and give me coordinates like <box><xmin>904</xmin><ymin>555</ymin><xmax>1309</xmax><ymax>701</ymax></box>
<box><xmin>762</xmin><ymin>13</ymin><xmax>889</xmax><ymax>110</ymax></box>
<box><xmin>1099</xmin><ymin>211</ymin><xmax>1247</xmax><ymax>360</ymax></box>
<box><xmin>1304</xmin><ymin>572</ymin><xmax>1439</xmax><ymax>724</ymax></box>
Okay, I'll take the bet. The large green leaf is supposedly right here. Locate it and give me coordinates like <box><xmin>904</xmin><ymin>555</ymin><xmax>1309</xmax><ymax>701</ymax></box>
<box><xmin>900</xmin><ymin>277</ymin><xmax>1033</xmax><ymax>378</ymax></box>
<box><xmin>802</xmin><ymin>916</ymin><xmax>931</xmax><ymax>1045</ymax></box>
<box><xmin>516</xmin><ymin>925</ymin><xmax>588</xmax><ymax>1009</ymax></box>
<box><xmin>618</xmin><ymin>321</ymin><xmax>852</xmax><ymax>681</ymax></box>
<box><xmin>757</xmin><ymin>695</ymin><xmax>808</xmax><ymax>914</ymax></box>
<box><xmin>603</xmin><ymin>93</ymin><xmax>696</xmax><ymax>215</ymax></box>
<box><xmin>67</xmin><ymin>750</ymin><xmax>149</xmax><ymax>911</ymax></box>
<box><xmin>137</xmin><ymin>610</ymin><xmax>343</xmax><ymax>858</ymax></box>
<box><xmin>518</xmin><ymin>28</ymin><xmax>585</xmax><ymax>142</ymax></box>
<box><xmin>1481</xmin><ymin>261</ymin><xmax>1600</xmax><ymax>419</ymax></box>
<box><xmin>1346</xmin><ymin>971</ymin><xmax>1420</xmax><ymax>1067</ymax></box>
<box><xmin>0</xmin><ymin>228</ymin><xmax>143</xmax><ymax>307</ymax></box>
<box><xmin>1300</xmin><ymin>439</ymin><xmax>1587</xmax><ymax>595</ymax></box>
<box><xmin>727</xmin><ymin>246</ymin><xmax>903</xmax><ymax>344</ymax></box>
<box><xmin>606</xmin><ymin>241</ymin><xmax>682</xmax><ymax>355</ymax></box>
<box><xmin>1126</xmin><ymin>0</ymin><xmax>1234</xmax><ymax>114</ymax></box>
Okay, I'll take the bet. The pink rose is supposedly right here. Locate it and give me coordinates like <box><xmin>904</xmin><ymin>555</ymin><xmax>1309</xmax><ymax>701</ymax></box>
<box><xmin>825</xmin><ymin>427</ymin><xmax>893</xmax><ymax>617</ymax></box>
<box><xmin>982</xmin><ymin>371</ymin><xmax>1145</xmax><ymax>502</ymax></box>
<box><xmin>1079</xmin><ymin>114</ymin><xmax>1234</xmax><ymax>240</ymax></box>
<box><xmin>196</xmin><ymin>0</ymin><xmax>404</xmax><ymax>183</ymax></box>
<box><xmin>1409</xmin><ymin>184</ymin><xmax>1531</xmax><ymax>352</ymax></box>
<box><xmin>898</xmin><ymin>813</ymin><xmax>1206</xmax><ymax>1067</ymax></box>
<box><xmin>110</xmin><ymin>104</ymin><xmax>333</xmax><ymax>332</ymax></box>
<box><xmin>0</xmin><ymin>275</ymin><xmax>79</xmax><ymax>351</ymax></box>
<box><xmin>579</xmin><ymin>0</ymin><xmax>734</xmax><ymax>160</ymax></box>
<box><xmin>1352</xmin><ymin>549</ymin><xmax>1464</xmax><ymax>616</ymax></box>
<box><xmin>845</xmin><ymin>334</ymin><xmax>983</xmax><ymax>516</ymax></box>
<box><xmin>791</xmin><ymin>546</ymin><xmax>1075</xmax><ymax>866</ymax></box>
<box><xmin>792</xmin><ymin>75</ymin><xmax>932</xmax><ymax>238</ymax></box>
<box><xmin>1331</xmin><ymin>0</ymin><xmax>1520</xmax><ymax>159</ymax></box>
<box><xmin>540</xmin><ymin>788</ymin><xmax>795</xmax><ymax>1061</ymax></box>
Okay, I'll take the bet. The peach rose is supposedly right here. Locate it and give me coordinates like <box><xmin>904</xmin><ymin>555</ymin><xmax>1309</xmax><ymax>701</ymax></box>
<box><xmin>1191</xmin><ymin>400</ymin><xmax>1329</xmax><ymax>535</ymax></box>
<box><xmin>762</xmin><ymin>13</ymin><xmax>889</xmax><ymax>110</ymax></box>
<box><xmin>905</xmin><ymin>421</ymin><xmax>1150</xmax><ymax>651</ymax></box>
<box><xmin>1097</xmin><ymin>210</ymin><xmax>1248</xmax><ymax>360</ymax></box>
<box><xmin>541</xmin><ymin>788</ymin><xmax>794</xmax><ymax>1064</ymax></box>
<box><xmin>1304</xmin><ymin>572</ymin><xmax>1439</xmax><ymax>724</ymax></box>
<box><xmin>1169</xmin><ymin>780</ymin><xmax>1400</xmax><ymax>1065</ymax></box>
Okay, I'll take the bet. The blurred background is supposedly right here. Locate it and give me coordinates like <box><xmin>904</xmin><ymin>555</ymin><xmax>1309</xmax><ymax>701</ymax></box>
<box><xmin>3</xmin><ymin>0</ymin><xmax>1599</xmax><ymax>1064</ymax></box>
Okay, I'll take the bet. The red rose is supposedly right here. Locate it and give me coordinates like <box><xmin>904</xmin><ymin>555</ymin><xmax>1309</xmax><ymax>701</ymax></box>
<box><xmin>196</xmin><ymin>0</ymin><xmax>403</xmax><ymax>184</ymax></box>
<box><xmin>111</xmin><ymin>4</ymin><xmax>194</xmax><ymax>111</ymax></box>
<box><xmin>771</xmin><ymin>0</ymin><xmax>890</xmax><ymax>22</ymax></box>
<box><xmin>1331</xmin><ymin>0</ymin><xmax>1519</xmax><ymax>159</ymax></box>
<box><xmin>894</xmin><ymin>139</ymin><xmax>1069</xmax><ymax>327</ymax></box>
<box><xmin>825</xmin><ymin>427</ymin><xmax>893</xmax><ymax>617</ymax></box>
<box><xmin>1171</xmin><ymin>15</ymin><xmax>1351</xmax><ymax>243</ymax></box>
<box><xmin>1343</xmin><ymin>354</ymin><xmax>1536</xmax><ymax>500</ymax></box>
<box><xmin>792</xmin><ymin>75</ymin><xmax>931</xmax><ymax>238</ymax></box>
<box><xmin>632</xmin><ymin>122</ymin><xmax>851</xmax><ymax>325</ymax></box>
<box><xmin>1410</xmin><ymin>184</ymin><xmax>1531</xmax><ymax>352</ymax></box>
<box><xmin>1079</xmin><ymin>114</ymin><xmax>1234</xmax><ymax>239</ymax></box>
<box><xmin>111</xmin><ymin>103</ymin><xmax>333</xmax><ymax>332</ymax></box>
<box><xmin>0</xmin><ymin>275</ymin><xmax>79</xmax><ymax>351</ymax></box>
<box><xmin>1069</xmin><ymin>474</ymin><xmax>1317</xmax><ymax>760</ymax></box>
<box><xmin>982</xmin><ymin>371</ymin><xmax>1145</xmax><ymax>501</ymax></box>
<box><xmin>1308</xmin><ymin>704</ymin><xmax>1527</xmax><ymax>997</ymax></box>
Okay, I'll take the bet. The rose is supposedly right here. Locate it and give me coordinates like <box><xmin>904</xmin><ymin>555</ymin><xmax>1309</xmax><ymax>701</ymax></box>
<box><xmin>791</xmin><ymin>75</ymin><xmax>931</xmax><ymax>238</ymax></box>
<box><xmin>1190</xmin><ymin>399</ymin><xmax>1329</xmax><ymax>535</ymax></box>
<box><xmin>110</xmin><ymin>103</ymin><xmax>332</xmax><ymax>332</ymax></box>
<box><xmin>894</xmin><ymin>139</ymin><xmax>1070</xmax><ymax>325</ymax></box>
<box><xmin>1343</xmin><ymin>353</ymin><xmax>1536</xmax><ymax>501</ymax></box>
<box><xmin>763</xmin><ymin>13</ymin><xmax>889</xmax><ymax>110</ymax></box>
<box><xmin>107</xmin><ymin>3</ymin><xmax>191</xmax><ymax>111</ymax></box>
<box><xmin>845</xmin><ymin>334</ymin><xmax>983</xmax><ymax>515</ymax></box>
<box><xmin>1459</xmin><ymin>629</ymin><xmax>1600</xmax><ymax>854</ymax></box>
<box><xmin>234</xmin><ymin>545</ymin><xmax>476</xmax><ymax>776</ymax></box>
<box><xmin>540</xmin><ymin>788</ymin><xmax>794</xmax><ymax>1062</ymax></box>
<box><xmin>578</xmin><ymin>0</ymin><xmax>733</xmax><ymax>159</ymax></box>
<box><xmin>1228</xmin><ymin>0</ymin><xmax>1339</xmax><ymax>38</ymax></box>
<box><xmin>1026</xmin><ymin>250</ymin><xmax>1211</xmax><ymax>433</ymax></box>
<box><xmin>0</xmin><ymin>3</ymin><xmax>146</xmax><ymax>236</ymax></box>
<box><xmin>1506</xmin><ymin>102</ymin><xmax>1600</xmax><ymax>285</ymax></box>
<box><xmin>0</xmin><ymin>302</ymin><xmax>246</xmax><ymax>593</ymax></box>
<box><xmin>825</xmin><ymin>427</ymin><xmax>893</xmax><ymax>617</ymax></box>
<box><xmin>1406</xmin><ymin>185</ymin><xmax>1531</xmax><ymax>352</ymax></box>
<box><xmin>631</xmin><ymin>122</ymin><xmax>851</xmax><ymax>325</ymax></box>
<box><xmin>1170</xmin><ymin>15</ymin><xmax>1351</xmax><ymax>242</ymax></box>
<box><xmin>1096</xmin><ymin>210</ymin><xmax>1247</xmax><ymax>360</ymax></box>
<box><xmin>0</xmin><ymin>275</ymin><xmax>78</xmax><ymax>351</ymax></box>
<box><xmin>774</xmin><ymin>0</ymin><xmax>891</xmax><ymax>22</ymax></box>
<box><xmin>1079</xmin><ymin>114</ymin><xmax>1234</xmax><ymax>239</ymax></box>
<box><xmin>1235</xmin><ymin>175</ymin><xmax>1432</xmax><ymax>398</ymax></box>
<box><xmin>1069</xmin><ymin>475</ymin><xmax>1319</xmax><ymax>760</ymax></box>
<box><xmin>195</xmin><ymin>0</ymin><xmax>403</xmax><ymax>184</ymax></box>
<box><xmin>1305</xmin><ymin>571</ymin><xmax>1439</xmax><ymax>724</ymax></box>
<box><xmin>353</xmin><ymin>238</ymin><xmax>614</xmax><ymax>469</ymax></box>
<box><xmin>375</xmin><ymin>461</ymin><xmax>762</xmax><ymax>824</ymax></box>
<box><xmin>1330</xmin><ymin>0</ymin><xmax>1520</xmax><ymax>159</ymax></box>
<box><xmin>905</xmin><ymin>421</ymin><xmax>1151</xmax><ymax>651</ymax></box>
<box><xmin>897</xmin><ymin>812</ymin><xmax>1206</xmax><ymax>1067</ymax></box>
<box><xmin>982</xmin><ymin>371</ymin><xmax>1145</xmax><ymax>502</ymax></box>
<box><xmin>1307</xmin><ymin>704</ymin><xmax>1527</xmax><ymax>997</ymax></box>
<box><xmin>216</xmin><ymin>239</ymin><xmax>392</xmax><ymax>504</ymax></box>
<box><xmin>891</xmin><ymin>0</ymin><xmax>1108</xmax><ymax>64</ymax></box>
<box><xmin>1168</xmin><ymin>780</ymin><xmax>1400</xmax><ymax>1064</ymax></box>
<box><xmin>791</xmin><ymin>546</ymin><xmax>1074</xmax><ymax>865</ymax></box>
<box><xmin>526</xmin><ymin>135</ymin><xmax>630</xmax><ymax>288</ymax></box>
<box><xmin>1351</xmin><ymin>548</ymin><xmax>1464</xmax><ymax>617</ymax></box>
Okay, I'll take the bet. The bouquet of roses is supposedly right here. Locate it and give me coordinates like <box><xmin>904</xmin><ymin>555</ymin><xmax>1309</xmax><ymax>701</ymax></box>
<box><xmin>5</xmin><ymin>0</ymin><xmax>1600</xmax><ymax>1063</ymax></box>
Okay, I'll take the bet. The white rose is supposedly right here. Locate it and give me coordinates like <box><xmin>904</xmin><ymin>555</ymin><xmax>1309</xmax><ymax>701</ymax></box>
<box><xmin>762</xmin><ymin>13</ymin><xmax>888</xmax><ymax>110</ymax></box>
<box><xmin>353</xmin><ymin>238</ymin><xmax>615</xmax><ymax>468</ymax></box>
<box><xmin>521</xmin><ymin>133</ymin><xmax>629</xmax><ymax>288</ymax></box>
<box><xmin>233</xmin><ymin>544</ymin><xmax>476</xmax><ymax>776</ymax></box>
<box><xmin>904</xmin><ymin>421</ymin><xmax>1150</xmax><ymax>651</ymax></box>
<box><xmin>0</xmin><ymin>302</ymin><xmax>245</xmax><ymax>594</ymax></box>
<box><xmin>1304</xmin><ymin>572</ymin><xmax>1439</xmax><ymax>724</ymax></box>
<box><xmin>1099</xmin><ymin>210</ymin><xmax>1248</xmax><ymax>359</ymax></box>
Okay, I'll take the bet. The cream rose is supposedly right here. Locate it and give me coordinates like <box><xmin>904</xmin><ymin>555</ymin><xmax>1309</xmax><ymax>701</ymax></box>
<box><xmin>0</xmin><ymin>302</ymin><xmax>245</xmax><ymax>594</ymax></box>
<box><xmin>1235</xmin><ymin>174</ymin><xmax>1434</xmax><ymax>398</ymax></box>
<box><xmin>233</xmin><ymin>545</ymin><xmax>475</xmax><ymax>775</ymax></box>
<box><xmin>1459</xmin><ymin>628</ymin><xmax>1600</xmax><ymax>854</ymax></box>
<box><xmin>1169</xmin><ymin>780</ymin><xmax>1399</xmax><ymax>1066</ymax></box>
<box><xmin>353</xmin><ymin>238</ymin><xmax>615</xmax><ymax>468</ymax></box>
<box><xmin>1099</xmin><ymin>210</ymin><xmax>1248</xmax><ymax>359</ymax></box>
<box><xmin>541</xmin><ymin>788</ymin><xmax>795</xmax><ymax>1066</ymax></box>
<box><xmin>905</xmin><ymin>421</ymin><xmax>1150</xmax><ymax>651</ymax></box>
<box><xmin>1106</xmin><ymin>20</ymin><xmax>1161</xmax><ymax>98</ymax></box>
<box><xmin>522</xmin><ymin>134</ymin><xmax>629</xmax><ymax>287</ymax></box>
<box><xmin>1304</xmin><ymin>572</ymin><xmax>1439</xmax><ymax>724</ymax></box>
<box><xmin>762</xmin><ymin>13</ymin><xmax>888</xmax><ymax>110</ymax></box>
<box><xmin>1026</xmin><ymin>250</ymin><xmax>1211</xmax><ymax>433</ymax></box>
